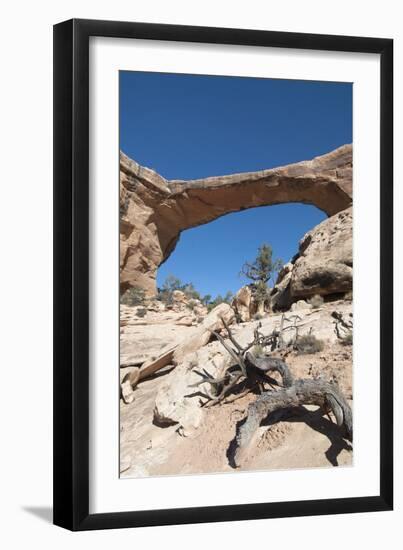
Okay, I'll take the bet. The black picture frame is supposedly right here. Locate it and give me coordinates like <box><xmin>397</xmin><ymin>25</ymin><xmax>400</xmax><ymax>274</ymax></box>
<box><xmin>53</xmin><ymin>18</ymin><xmax>393</xmax><ymax>531</ymax></box>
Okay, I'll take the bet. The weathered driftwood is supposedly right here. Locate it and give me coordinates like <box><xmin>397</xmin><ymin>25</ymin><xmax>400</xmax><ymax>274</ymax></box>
<box><xmin>121</xmin><ymin>347</ymin><xmax>176</xmax><ymax>404</ymax></box>
<box><xmin>190</xmin><ymin>316</ymin><xmax>296</xmax><ymax>406</ymax></box>
<box><xmin>121</xmin><ymin>303</ymin><xmax>235</xmax><ymax>404</ymax></box>
<box><xmin>233</xmin><ymin>377</ymin><xmax>353</xmax><ymax>467</ymax></box>
<box><xmin>192</xmin><ymin>315</ymin><xmax>352</xmax><ymax>466</ymax></box>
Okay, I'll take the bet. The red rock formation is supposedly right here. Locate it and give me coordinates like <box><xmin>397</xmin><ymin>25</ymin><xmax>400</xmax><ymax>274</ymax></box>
<box><xmin>120</xmin><ymin>145</ymin><xmax>352</xmax><ymax>295</ymax></box>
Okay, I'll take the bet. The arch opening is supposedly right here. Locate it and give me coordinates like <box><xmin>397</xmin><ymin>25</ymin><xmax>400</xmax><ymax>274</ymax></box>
<box><xmin>119</xmin><ymin>144</ymin><xmax>352</xmax><ymax>298</ymax></box>
<box><xmin>157</xmin><ymin>202</ymin><xmax>327</xmax><ymax>302</ymax></box>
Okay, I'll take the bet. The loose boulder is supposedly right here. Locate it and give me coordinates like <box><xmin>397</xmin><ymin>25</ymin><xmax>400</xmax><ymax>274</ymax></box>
<box><xmin>232</xmin><ymin>286</ymin><xmax>253</xmax><ymax>322</ymax></box>
<box><xmin>154</xmin><ymin>344</ymin><xmax>228</xmax><ymax>435</ymax></box>
<box><xmin>172</xmin><ymin>303</ymin><xmax>235</xmax><ymax>365</ymax></box>
<box><xmin>270</xmin><ymin>262</ymin><xmax>293</xmax><ymax>311</ymax></box>
<box><xmin>121</xmin><ymin>303</ymin><xmax>235</xmax><ymax>403</ymax></box>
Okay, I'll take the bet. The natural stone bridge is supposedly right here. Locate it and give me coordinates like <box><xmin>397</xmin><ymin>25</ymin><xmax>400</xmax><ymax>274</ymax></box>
<box><xmin>120</xmin><ymin>144</ymin><xmax>352</xmax><ymax>295</ymax></box>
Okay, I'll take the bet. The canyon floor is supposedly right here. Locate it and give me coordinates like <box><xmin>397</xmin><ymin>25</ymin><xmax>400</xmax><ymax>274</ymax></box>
<box><xmin>119</xmin><ymin>299</ymin><xmax>353</xmax><ymax>479</ymax></box>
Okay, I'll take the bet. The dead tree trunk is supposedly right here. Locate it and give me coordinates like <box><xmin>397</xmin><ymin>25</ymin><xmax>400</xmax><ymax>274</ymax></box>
<box><xmin>233</xmin><ymin>378</ymin><xmax>352</xmax><ymax>467</ymax></box>
<box><xmin>194</xmin><ymin>316</ymin><xmax>353</xmax><ymax>466</ymax></box>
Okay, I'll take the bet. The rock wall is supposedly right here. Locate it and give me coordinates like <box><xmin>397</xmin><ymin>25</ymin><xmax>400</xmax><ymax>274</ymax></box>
<box><xmin>291</xmin><ymin>207</ymin><xmax>353</xmax><ymax>298</ymax></box>
<box><xmin>120</xmin><ymin>145</ymin><xmax>352</xmax><ymax>295</ymax></box>
<box><xmin>270</xmin><ymin>207</ymin><xmax>353</xmax><ymax>309</ymax></box>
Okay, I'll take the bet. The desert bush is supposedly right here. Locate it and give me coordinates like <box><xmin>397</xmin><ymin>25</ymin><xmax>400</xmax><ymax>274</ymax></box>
<box><xmin>308</xmin><ymin>294</ymin><xmax>324</xmax><ymax>309</ymax></box>
<box><xmin>120</xmin><ymin>286</ymin><xmax>146</xmax><ymax>306</ymax></box>
<box><xmin>156</xmin><ymin>275</ymin><xmax>183</xmax><ymax>304</ymax></box>
<box><xmin>253</xmin><ymin>312</ymin><xmax>263</xmax><ymax>320</ymax></box>
<box><xmin>295</xmin><ymin>334</ymin><xmax>324</xmax><ymax>355</ymax></box>
<box><xmin>340</xmin><ymin>331</ymin><xmax>353</xmax><ymax>346</ymax></box>
<box><xmin>136</xmin><ymin>307</ymin><xmax>147</xmax><ymax>318</ymax></box>
<box><xmin>182</xmin><ymin>283</ymin><xmax>202</xmax><ymax>301</ymax></box>
<box><xmin>252</xmin><ymin>344</ymin><xmax>264</xmax><ymax>358</ymax></box>
<box><xmin>157</xmin><ymin>276</ymin><xmax>204</xmax><ymax>305</ymax></box>
<box><xmin>156</xmin><ymin>275</ymin><xmax>234</xmax><ymax>313</ymax></box>
<box><xmin>206</xmin><ymin>291</ymin><xmax>233</xmax><ymax>312</ymax></box>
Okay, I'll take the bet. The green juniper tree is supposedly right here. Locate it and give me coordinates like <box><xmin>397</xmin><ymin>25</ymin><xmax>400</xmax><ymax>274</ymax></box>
<box><xmin>205</xmin><ymin>291</ymin><xmax>234</xmax><ymax>312</ymax></box>
<box><xmin>157</xmin><ymin>275</ymin><xmax>203</xmax><ymax>305</ymax></box>
<box><xmin>157</xmin><ymin>274</ymin><xmax>233</xmax><ymax>313</ymax></box>
<box><xmin>241</xmin><ymin>243</ymin><xmax>283</xmax><ymax>313</ymax></box>
<box><xmin>157</xmin><ymin>275</ymin><xmax>185</xmax><ymax>304</ymax></box>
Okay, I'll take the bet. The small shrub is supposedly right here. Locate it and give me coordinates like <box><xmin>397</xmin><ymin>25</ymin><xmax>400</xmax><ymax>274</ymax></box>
<box><xmin>136</xmin><ymin>307</ymin><xmax>147</xmax><ymax>318</ymax></box>
<box><xmin>186</xmin><ymin>299</ymin><xmax>198</xmax><ymax>311</ymax></box>
<box><xmin>253</xmin><ymin>312</ymin><xmax>263</xmax><ymax>321</ymax></box>
<box><xmin>156</xmin><ymin>289</ymin><xmax>174</xmax><ymax>305</ymax></box>
<box><xmin>252</xmin><ymin>344</ymin><xmax>264</xmax><ymax>358</ymax></box>
<box><xmin>121</xmin><ymin>286</ymin><xmax>146</xmax><ymax>306</ymax></box>
<box><xmin>295</xmin><ymin>334</ymin><xmax>324</xmax><ymax>355</ymax></box>
<box><xmin>340</xmin><ymin>331</ymin><xmax>353</xmax><ymax>346</ymax></box>
<box><xmin>308</xmin><ymin>294</ymin><xmax>324</xmax><ymax>309</ymax></box>
<box><xmin>183</xmin><ymin>283</ymin><xmax>202</xmax><ymax>301</ymax></box>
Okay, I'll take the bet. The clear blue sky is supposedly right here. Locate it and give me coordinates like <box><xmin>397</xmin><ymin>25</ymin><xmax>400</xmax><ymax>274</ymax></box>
<box><xmin>120</xmin><ymin>71</ymin><xmax>352</xmax><ymax>297</ymax></box>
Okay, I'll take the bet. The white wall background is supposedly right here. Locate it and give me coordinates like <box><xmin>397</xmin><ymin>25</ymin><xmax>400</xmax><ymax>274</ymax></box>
<box><xmin>0</xmin><ymin>0</ymin><xmax>400</xmax><ymax>547</ymax></box>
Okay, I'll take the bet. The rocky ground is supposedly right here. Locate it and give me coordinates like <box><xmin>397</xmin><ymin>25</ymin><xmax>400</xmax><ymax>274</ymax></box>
<box><xmin>120</xmin><ymin>295</ymin><xmax>353</xmax><ymax>478</ymax></box>
<box><xmin>119</xmin><ymin>145</ymin><xmax>354</xmax><ymax>478</ymax></box>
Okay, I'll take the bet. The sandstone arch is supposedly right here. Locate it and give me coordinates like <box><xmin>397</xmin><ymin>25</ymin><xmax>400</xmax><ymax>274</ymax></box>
<box><xmin>120</xmin><ymin>144</ymin><xmax>352</xmax><ymax>295</ymax></box>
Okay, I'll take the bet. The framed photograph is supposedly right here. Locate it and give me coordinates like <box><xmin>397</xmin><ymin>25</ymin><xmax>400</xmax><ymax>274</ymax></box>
<box><xmin>53</xmin><ymin>19</ymin><xmax>393</xmax><ymax>530</ymax></box>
